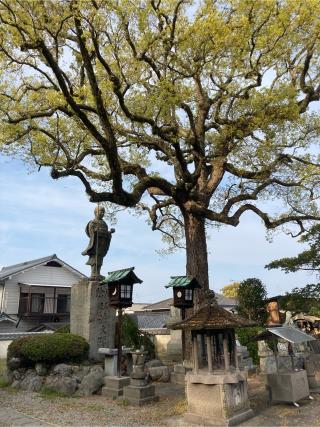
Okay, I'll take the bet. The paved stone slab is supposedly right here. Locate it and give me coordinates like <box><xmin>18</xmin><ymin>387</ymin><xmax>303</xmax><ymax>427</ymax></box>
<box><xmin>0</xmin><ymin>408</ymin><xmax>53</xmax><ymax>427</ymax></box>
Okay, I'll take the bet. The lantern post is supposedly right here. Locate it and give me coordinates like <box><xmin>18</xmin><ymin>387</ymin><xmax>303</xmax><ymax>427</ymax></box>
<box><xmin>101</xmin><ymin>267</ymin><xmax>142</xmax><ymax>377</ymax></box>
<box><xmin>165</xmin><ymin>276</ymin><xmax>200</xmax><ymax>361</ymax></box>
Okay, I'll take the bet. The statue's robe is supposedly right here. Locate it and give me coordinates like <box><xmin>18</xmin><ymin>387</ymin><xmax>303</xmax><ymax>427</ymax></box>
<box><xmin>81</xmin><ymin>219</ymin><xmax>112</xmax><ymax>267</ymax></box>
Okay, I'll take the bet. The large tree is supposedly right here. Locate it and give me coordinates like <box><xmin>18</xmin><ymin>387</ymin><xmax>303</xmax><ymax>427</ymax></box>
<box><xmin>0</xmin><ymin>0</ymin><xmax>320</xmax><ymax>305</ymax></box>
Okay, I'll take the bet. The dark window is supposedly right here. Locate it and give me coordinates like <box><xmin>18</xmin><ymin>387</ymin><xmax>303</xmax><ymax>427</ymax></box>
<box><xmin>185</xmin><ymin>289</ymin><xmax>193</xmax><ymax>301</ymax></box>
<box><xmin>18</xmin><ymin>292</ymin><xmax>28</xmax><ymax>314</ymax></box>
<box><xmin>57</xmin><ymin>294</ymin><xmax>70</xmax><ymax>313</ymax></box>
<box><xmin>30</xmin><ymin>293</ymin><xmax>45</xmax><ymax>313</ymax></box>
<box><xmin>120</xmin><ymin>284</ymin><xmax>131</xmax><ymax>299</ymax></box>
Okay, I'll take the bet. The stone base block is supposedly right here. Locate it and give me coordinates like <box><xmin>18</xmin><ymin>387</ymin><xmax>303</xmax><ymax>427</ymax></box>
<box><xmin>171</xmin><ymin>364</ymin><xmax>192</xmax><ymax>385</ymax></box>
<box><xmin>185</xmin><ymin>372</ymin><xmax>253</xmax><ymax>426</ymax></box>
<box><xmin>123</xmin><ymin>383</ymin><xmax>159</xmax><ymax>406</ymax></box>
<box><xmin>171</xmin><ymin>372</ymin><xmax>186</xmax><ymax>385</ymax></box>
<box><xmin>101</xmin><ymin>376</ymin><xmax>130</xmax><ymax>398</ymax></box>
<box><xmin>184</xmin><ymin>408</ymin><xmax>254</xmax><ymax>426</ymax></box>
<box><xmin>266</xmin><ymin>371</ymin><xmax>309</xmax><ymax>403</ymax></box>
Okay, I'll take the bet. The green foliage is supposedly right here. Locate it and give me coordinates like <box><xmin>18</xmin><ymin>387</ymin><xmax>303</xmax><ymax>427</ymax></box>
<box><xmin>279</xmin><ymin>283</ymin><xmax>320</xmax><ymax>315</ymax></box>
<box><xmin>54</xmin><ymin>324</ymin><xmax>71</xmax><ymax>333</ymax></box>
<box><xmin>121</xmin><ymin>314</ymin><xmax>155</xmax><ymax>359</ymax></box>
<box><xmin>266</xmin><ymin>224</ymin><xmax>320</xmax><ymax>274</ymax></box>
<box><xmin>8</xmin><ymin>334</ymin><xmax>89</xmax><ymax>366</ymax></box>
<box><xmin>0</xmin><ymin>0</ymin><xmax>319</xmax><ymax>257</ymax></box>
<box><xmin>220</xmin><ymin>282</ymin><xmax>240</xmax><ymax>298</ymax></box>
<box><xmin>236</xmin><ymin>327</ymin><xmax>264</xmax><ymax>365</ymax></box>
<box><xmin>236</xmin><ymin>278</ymin><xmax>267</xmax><ymax>323</ymax></box>
<box><xmin>7</xmin><ymin>336</ymin><xmax>33</xmax><ymax>364</ymax></box>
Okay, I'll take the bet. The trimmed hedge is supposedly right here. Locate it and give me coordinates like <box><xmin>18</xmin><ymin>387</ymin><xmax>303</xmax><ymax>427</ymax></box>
<box><xmin>7</xmin><ymin>333</ymin><xmax>89</xmax><ymax>366</ymax></box>
<box><xmin>54</xmin><ymin>324</ymin><xmax>70</xmax><ymax>333</ymax></box>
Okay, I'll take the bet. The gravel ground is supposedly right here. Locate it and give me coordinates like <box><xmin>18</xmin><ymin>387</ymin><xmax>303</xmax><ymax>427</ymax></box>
<box><xmin>1</xmin><ymin>377</ymin><xmax>320</xmax><ymax>427</ymax></box>
<box><xmin>0</xmin><ymin>384</ymin><xmax>186</xmax><ymax>427</ymax></box>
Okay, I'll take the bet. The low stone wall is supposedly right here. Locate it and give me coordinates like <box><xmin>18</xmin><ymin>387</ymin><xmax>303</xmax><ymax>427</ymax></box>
<box><xmin>7</xmin><ymin>362</ymin><xmax>105</xmax><ymax>396</ymax></box>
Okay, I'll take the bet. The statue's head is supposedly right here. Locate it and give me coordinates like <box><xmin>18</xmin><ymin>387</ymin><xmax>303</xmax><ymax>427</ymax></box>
<box><xmin>94</xmin><ymin>205</ymin><xmax>105</xmax><ymax>220</ymax></box>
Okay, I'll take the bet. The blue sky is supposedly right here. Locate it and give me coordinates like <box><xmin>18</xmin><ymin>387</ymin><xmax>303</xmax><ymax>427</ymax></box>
<box><xmin>0</xmin><ymin>154</ymin><xmax>315</xmax><ymax>303</ymax></box>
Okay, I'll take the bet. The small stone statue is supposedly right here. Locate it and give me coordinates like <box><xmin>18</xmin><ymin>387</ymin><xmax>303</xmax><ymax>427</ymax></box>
<box><xmin>131</xmin><ymin>346</ymin><xmax>146</xmax><ymax>380</ymax></box>
<box><xmin>82</xmin><ymin>206</ymin><xmax>115</xmax><ymax>279</ymax></box>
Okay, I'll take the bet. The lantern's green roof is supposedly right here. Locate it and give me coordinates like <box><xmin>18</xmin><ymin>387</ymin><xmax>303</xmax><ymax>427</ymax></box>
<box><xmin>165</xmin><ymin>276</ymin><xmax>200</xmax><ymax>288</ymax></box>
<box><xmin>102</xmin><ymin>267</ymin><xmax>142</xmax><ymax>285</ymax></box>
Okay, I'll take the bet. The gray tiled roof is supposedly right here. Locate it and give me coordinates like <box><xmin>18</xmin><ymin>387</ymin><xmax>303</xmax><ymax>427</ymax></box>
<box><xmin>130</xmin><ymin>311</ymin><xmax>169</xmax><ymax>329</ymax></box>
<box><xmin>142</xmin><ymin>293</ymin><xmax>236</xmax><ymax>312</ymax></box>
<box><xmin>0</xmin><ymin>254</ymin><xmax>86</xmax><ymax>281</ymax></box>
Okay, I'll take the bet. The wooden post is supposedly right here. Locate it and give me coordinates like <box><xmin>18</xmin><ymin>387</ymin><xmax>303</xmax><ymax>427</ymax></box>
<box><xmin>28</xmin><ymin>286</ymin><xmax>31</xmax><ymax>313</ymax></box>
<box><xmin>53</xmin><ymin>287</ymin><xmax>56</xmax><ymax>315</ymax></box>
<box><xmin>193</xmin><ymin>333</ymin><xmax>199</xmax><ymax>374</ymax></box>
<box><xmin>181</xmin><ymin>307</ymin><xmax>186</xmax><ymax>362</ymax></box>
<box><xmin>223</xmin><ymin>331</ymin><xmax>230</xmax><ymax>372</ymax></box>
<box><xmin>206</xmin><ymin>334</ymin><xmax>213</xmax><ymax>373</ymax></box>
<box><xmin>233</xmin><ymin>330</ymin><xmax>239</xmax><ymax>370</ymax></box>
<box><xmin>117</xmin><ymin>308</ymin><xmax>123</xmax><ymax>378</ymax></box>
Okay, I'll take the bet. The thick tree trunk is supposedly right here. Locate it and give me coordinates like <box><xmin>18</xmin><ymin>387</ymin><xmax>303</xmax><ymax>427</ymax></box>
<box><xmin>183</xmin><ymin>212</ymin><xmax>211</xmax><ymax>364</ymax></box>
<box><xmin>184</xmin><ymin>212</ymin><xmax>209</xmax><ymax>307</ymax></box>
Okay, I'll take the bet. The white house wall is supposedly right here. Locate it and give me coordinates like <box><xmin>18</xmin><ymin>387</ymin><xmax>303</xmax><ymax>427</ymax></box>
<box><xmin>3</xmin><ymin>265</ymin><xmax>81</xmax><ymax>315</ymax></box>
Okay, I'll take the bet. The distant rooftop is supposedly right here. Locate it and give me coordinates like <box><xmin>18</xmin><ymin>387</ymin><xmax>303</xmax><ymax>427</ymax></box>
<box><xmin>143</xmin><ymin>293</ymin><xmax>237</xmax><ymax>311</ymax></box>
<box><xmin>0</xmin><ymin>254</ymin><xmax>86</xmax><ymax>281</ymax></box>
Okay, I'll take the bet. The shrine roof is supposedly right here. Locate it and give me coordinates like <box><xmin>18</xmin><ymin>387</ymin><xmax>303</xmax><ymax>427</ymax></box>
<box><xmin>165</xmin><ymin>276</ymin><xmax>201</xmax><ymax>288</ymax></box>
<box><xmin>102</xmin><ymin>267</ymin><xmax>142</xmax><ymax>285</ymax></box>
<box><xmin>171</xmin><ymin>303</ymin><xmax>257</xmax><ymax>330</ymax></box>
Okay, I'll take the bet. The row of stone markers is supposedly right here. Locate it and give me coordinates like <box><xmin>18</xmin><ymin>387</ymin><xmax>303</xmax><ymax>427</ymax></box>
<box><xmin>70</xmin><ymin>207</ymin><xmax>256</xmax><ymax>422</ymax></box>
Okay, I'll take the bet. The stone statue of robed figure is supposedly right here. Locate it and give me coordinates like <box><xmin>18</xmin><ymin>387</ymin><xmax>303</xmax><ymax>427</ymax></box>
<box><xmin>82</xmin><ymin>206</ymin><xmax>115</xmax><ymax>279</ymax></box>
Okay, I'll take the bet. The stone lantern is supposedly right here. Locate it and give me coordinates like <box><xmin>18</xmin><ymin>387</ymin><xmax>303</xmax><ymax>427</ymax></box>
<box><xmin>172</xmin><ymin>302</ymin><xmax>256</xmax><ymax>426</ymax></box>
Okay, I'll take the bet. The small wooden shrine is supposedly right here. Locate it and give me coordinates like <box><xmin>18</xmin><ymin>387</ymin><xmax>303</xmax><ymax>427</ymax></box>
<box><xmin>172</xmin><ymin>302</ymin><xmax>256</xmax><ymax>426</ymax></box>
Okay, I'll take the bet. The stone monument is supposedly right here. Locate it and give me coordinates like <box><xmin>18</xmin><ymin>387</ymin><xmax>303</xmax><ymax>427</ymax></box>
<box><xmin>71</xmin><ymin>206</ymin><xmax>116</xmax><ymax>360</ymax></box>
<box><xmin>123</xmin><ymin>347</ymin><xmax>159</xmax><ymax>406</ymax></box>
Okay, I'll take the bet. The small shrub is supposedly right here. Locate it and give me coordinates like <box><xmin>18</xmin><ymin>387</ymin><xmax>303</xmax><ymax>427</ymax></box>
<box><xmin>8</xmin><ymin>333</ymin><xmax>89</xmax><ymax>366</ymax></box>
<box><xmin>54</xmin><ymin>324</ymin><xmax>70</xmax><ymax>333</ymax></box>
<box><xmin>236</xmin><ymin>326</ymin><xmax>264</xmax><ymax>365</ymax></box>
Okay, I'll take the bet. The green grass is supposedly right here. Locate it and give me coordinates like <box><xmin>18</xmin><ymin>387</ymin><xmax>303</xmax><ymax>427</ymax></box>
<box><xmin>0</xmin><ymin>359</ymin><xmax>6</xmax><ymax>377</ymax></box>
<box><xmin>86</xmin><ymin>403</ymin><xmax>106</xmax><ymax>412</ymax></box>
<box><xmin>0</xmin><ymin>378</ymin><xmax>9</xmax><ymax>388</ymax></box>
<box><xmin>39</xmin><ymin>387</ymin><xmax>68</xmax><ymax>399</ymax></box>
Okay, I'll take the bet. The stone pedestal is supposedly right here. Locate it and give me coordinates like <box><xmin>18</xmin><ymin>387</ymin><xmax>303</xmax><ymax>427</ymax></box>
<box><xmin>71</xmin><ymin>279</ymin><xmax>116</xmax><ymax>360</ymax></box>
<box><xmin>98</xmin><ymin>348</ymin><xmax>133</xmax><ymax>376</ymax></box>
<box><xmin>102</xmin><ymin>376</ymin><xmax>130</xmax><ymax>398</ymax></box>
<box><xmin>170</xmin><ymin>364</ymin><xmax>192</xmax><ymax>385</ymax></box>
<box><xmin>184</xmin><ymin>371</ymin><xmax>253</xmax><ymax>426</ymax></box>
<box><xmin>266</xmin><ymin>370</ymin><xmax>310</xmax><ymax>403</ymax></box>
<box><xmin>123</xmin><ymin>378</ymin><xmax>159</xmax><ymax>406</ymax></box>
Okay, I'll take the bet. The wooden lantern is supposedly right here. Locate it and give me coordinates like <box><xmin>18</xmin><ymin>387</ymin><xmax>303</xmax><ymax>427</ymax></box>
<box><xmin>165</xmin><ymin>276</ymin><xmax>200</xmax><ymax>309</ymax></box>
<box><xmin>102</xmin><ymin>267</ymin><xmax>142</xmax><ymax>309</ymax></box>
